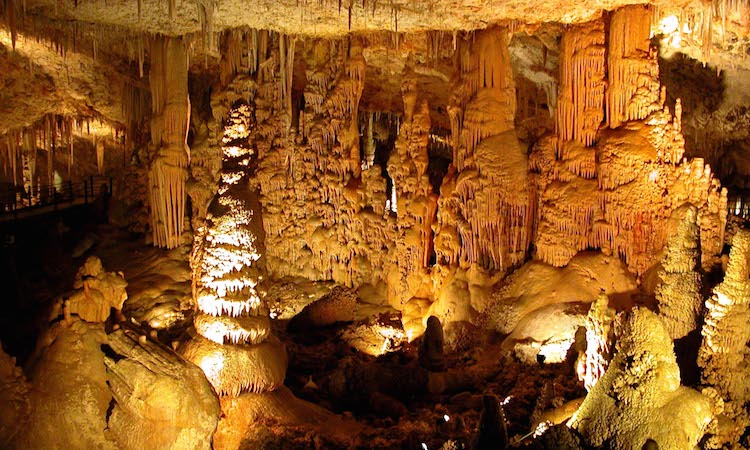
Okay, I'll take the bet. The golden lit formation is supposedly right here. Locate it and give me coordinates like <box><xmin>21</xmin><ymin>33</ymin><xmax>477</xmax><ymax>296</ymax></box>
<box><xmin>1</xmin><ymin>0</ymin><xmax>750</xmax><ymax>449</ymax></box>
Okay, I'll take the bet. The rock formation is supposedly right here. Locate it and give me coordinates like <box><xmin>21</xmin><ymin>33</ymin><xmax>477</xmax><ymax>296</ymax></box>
<box><xmin>698</xmin><ymin>229</ymin><xmax>750</xmax><ymax>448</ymax></box>
<box><xmin>147</xmin><ymin>36</ymin><xmax>191</xmax><ymax>249</ymax></box>
<box><xmin>0</xmin><ymin>345</ymin><xmax>29</xmax><ymax>448</ymax></box>
<box><xmin>63</xmin><ymin>255</ymin><xmax>128</xmax><ymax>323</ymax></box>
<box><xmin>418</xmin><ymin>315</ymin><xmax>445</xmax><ymax>372</ymax></box>
<box><xmin>106</xmin><ymin>328</ymin><xmax>220</xmax><ymax>450</ymax></box>
<box><xmin>655</xmin><ymin>205</ymin><xmax>703</xmax><ymax>340</ymax></box>
<box><xmin>436</xmin><ymin>26</ymin><xmax>534</xmax><ymax>273</ymax></box>
<box><xmin>2</xmin><ymin>0</ymin><xmax>750</xmax><ymax>448</ymax></box>
<box><xmin>181</xmin><ymin>94</ymin><xmax>287</xmax><ymax>396</ymax></box>
<box><xmin>570</xmin><ymin>308</ymin><xmax>713</xmax><ymax>449</ymax></box>
<box><xmin>532</xmin><ymin>6</ymin><xmax>727</xmax><ymax>275</ymax></box>
<box><xmin>579</xmin><ymin>291</ymin><xmax>615</xmax><ymax>391</ymax></box>
<box><xmin>471</xmin><ymin>394</ymin><xmax>509</xmax><ymax>450</ymax></box>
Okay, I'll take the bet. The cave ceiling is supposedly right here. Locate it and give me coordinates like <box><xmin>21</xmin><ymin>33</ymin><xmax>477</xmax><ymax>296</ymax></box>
<box><xmin>1</xmin><ymin>0</ymin><xmax>750</xmax><ymax>141</ymax></box>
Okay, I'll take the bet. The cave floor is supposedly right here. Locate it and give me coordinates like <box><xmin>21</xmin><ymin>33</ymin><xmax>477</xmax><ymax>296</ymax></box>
<box><xmin>2</xmin><ymin>217</ymin><xmax>587</xmax><ymax>448</ymax></box>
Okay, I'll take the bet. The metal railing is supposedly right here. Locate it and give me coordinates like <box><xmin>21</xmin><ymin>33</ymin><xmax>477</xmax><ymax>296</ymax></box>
<box><xmin>0</xmin><ymin>175</ymin><xmax>113</xmax><ymax>217</ymax></box>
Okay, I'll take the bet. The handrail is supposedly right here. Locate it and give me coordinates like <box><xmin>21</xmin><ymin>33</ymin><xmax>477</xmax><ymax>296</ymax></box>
<box><xmin>0</xmin><ymin>175</ymin><xmax>113</xmax><ymax>217</ymax></box>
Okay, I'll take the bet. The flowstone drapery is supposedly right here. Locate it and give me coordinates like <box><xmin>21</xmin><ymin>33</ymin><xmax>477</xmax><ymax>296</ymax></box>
<box><xmin>435</xmin><ymin>26</ymin><xmax>534</xmax><ymax>273</ymax></box>
<box><xmin>532</xmin><ymin>8</ymin><xmax>727</xmax><ymax>275</ymax></box>
<box><xmin>147</xmin><ymin>36</ymin><xmax>190</xmax><ymax>249</ymax></box>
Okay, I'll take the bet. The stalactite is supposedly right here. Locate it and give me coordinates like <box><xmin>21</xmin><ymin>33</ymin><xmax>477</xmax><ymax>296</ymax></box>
<box><xmin>286</xmin><ymin>36</ymin><xmax>295</xmax><ymax>133</ymax></box>
<box><xmin>556</xmin><ymin>21</ymin><xmax>606</xmax><ymax>147</ymax></box>
<box><xmin>249</xmin><ymin>29</ymin><xmax>259</xmax><ymax>73</ymax></box>
<box><xmin>66</xmin><ymin>122</ymin><xmax>73</xmax><ymax>179</ymax></box>
<box><xmin>278</xmin><ymin>33</ymin><xmax>296</xmax><ymax>133</ymax></box>
<box><xmin>96</xmin><ymin>139</ymin><xmax>105</xmax><ymax>175</ymax></box>
<box><xmin>607</xmin><ymin>5</ymin><xmax>659</xmax><ymax>129</ymax></box>
<box><xmin>148</xmin><ymin>36</ymin><xmax>191</xmax><ymax>249</ymax></box>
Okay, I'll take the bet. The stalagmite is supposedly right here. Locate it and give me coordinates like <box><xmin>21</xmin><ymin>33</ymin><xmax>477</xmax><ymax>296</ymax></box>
<box><xmin>63</xmin><ymin>256</ymin><xmax>128</xmax><ymax>323</ymax></box>
<box><xmin>570</xmin><ymin>308</ymin><xmax>713</xmax><ymax>449</ymax></box>
<box><xmin>698</xmin><ymin>229</ymin><xmax>750</xmax><ymax>448</ymax></box>
<box><xmin>147</xmin><ymin>36</ymin><xmax>190</xmax><ymax>249</ymax></box>
<box><xmin>471</xmin><ymin>394</ymin><xmax>509</xmax><ymax>450</ymax></box>
<box><xmin>655</xmin><ymin>206</ymin><xmax>703</xmax><ymax>340</ymax></box>
<box><xmin>418</xmin><ymin>316</ymin><xmax>445</xmax><ymax>372</ymax></box>
<box><xmin>578</xmin><ymin>291</ymin><xmax>615</xmax><ymax>391</ymax></box>
<box><xmin>181</xmin><ymin>92</ymin><xmax>286</xmax><ymax>397</ymax></box>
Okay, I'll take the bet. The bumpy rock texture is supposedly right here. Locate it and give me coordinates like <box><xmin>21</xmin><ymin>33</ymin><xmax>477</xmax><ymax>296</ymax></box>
<box><xmin>64</xmin><ymin>255</ymin><xmax>128</xmax><ymax>323</ymax></box>
<box><xmin>654</xmin><ymin>205</ymin><xmax>703</xmax><ymax>340</ymax></box>
<box><xmin>532</xmin><ymin>7</ymin><xmax>727</xmax><ymax>275</ymax></box>
<box><xmin>181</xmin><ymin>52</ymin><xmax>287</xmax><ymax>397</ymax></box>
<box><xmin>698</xmin><ymin>229</ymin><xmax>750</xmax><ymax>448</ymax></box>
<box><xmin>570</xmin><ymin>308</ymin><xmax>713</xmax><ymax>450</ymax></box>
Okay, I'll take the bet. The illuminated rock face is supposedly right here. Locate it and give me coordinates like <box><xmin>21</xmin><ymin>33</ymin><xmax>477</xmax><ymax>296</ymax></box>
<box><xmin>533</xmin><ymin>6</ymin><xmax>727</xmax><ymax>275</ymax></box>
<box><xmin>570</xmin><ymin>308</ymin><xmax>713</xmax><ymax>450</ymax></box>
<box><xmin>698</xmin><ymin>229</ymin><xmax>750</xmax><ymax>447</ymax></box>
<box><xmin>0</xmin><ymin>344</ymin><xmax>29</xmax><ymax>447</ymax></box>
<box><xmin>436</xmin><ymin>26</ymin><xmax>534</xmax><ymax>273</ymax></box>
<box><xmin>579</xmin><ymin>291</ymin><xmax>615</xmax><ymax>392</ymax></box>
<box><xmin>105</xmin><ymin>328</ymin><xmax>220</xmax><ymax>450</ymax></box>
<box><xmin>181</xmin><ymin>66</ymin><xmax>286</xmax><ymax>396</ymax></box>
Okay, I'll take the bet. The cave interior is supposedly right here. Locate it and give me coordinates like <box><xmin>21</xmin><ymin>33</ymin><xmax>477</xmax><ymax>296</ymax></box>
<box><xmin>1</xmin><ymin>0</ymin><xmax>750</xmax><ymax>449</ymax></box>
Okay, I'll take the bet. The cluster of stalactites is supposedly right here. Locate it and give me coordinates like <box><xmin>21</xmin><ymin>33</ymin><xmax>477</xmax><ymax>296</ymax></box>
<box><xmin>471</xmin><ymin>28</ymin><xmax>511</xmax><ymax>93</ymax></box>
<box><xmin>253</xmin><ymin>36</ymin><xmax>400</xmax><ymax>289</ymax></box>
<box><xmin>121</xmin><ymin>80</ymin><xmax>150</xmax><ymax>133</ymax></box>
<box><xmin>217</xmin><ymin>29</ymin><xmax>298</xmax><ymax>133</ymax></box>
<box><xmin>607</xmin><ymin>5</ymin><xmax>660</xmax><ymax>129</ymax></box>
<box><xmin>534</xmin><ymin>8</ymin><xmax>727</xmax><ymax>274</ymax></box>
<box><xmin>387</xmin><ymin>74</ymin><xmax>438</xmax><ymax>275</ymax></box>
<box><xmin>556</xmin><ymin>20</ymin><xmax>606</xmax><ymax>148</ymax></box>
<box><xmin>436</xmin><ymin>26</ymin><xmax>533</xmax><ymax>273</ymax></box>
<box><xmin>1</xmin><ymin>114</ymin><xmax>124</xmax><ymax>194</ymax></box>
<box><xmin>449</xmin><ymin>27</ymin><xmax>516</xmax><ymax>169</ymax></box>
<box><xmin>147</xmin><ymin>36</ymin><xmax>190</xmax><ymax>249</ymax></box>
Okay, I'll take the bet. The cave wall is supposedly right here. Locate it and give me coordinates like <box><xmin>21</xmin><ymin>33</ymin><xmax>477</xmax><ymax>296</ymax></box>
<box><xmin>185</xmin><ymin>14</ymin><xmax>729</xmax><ymax>313</ymax></box>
